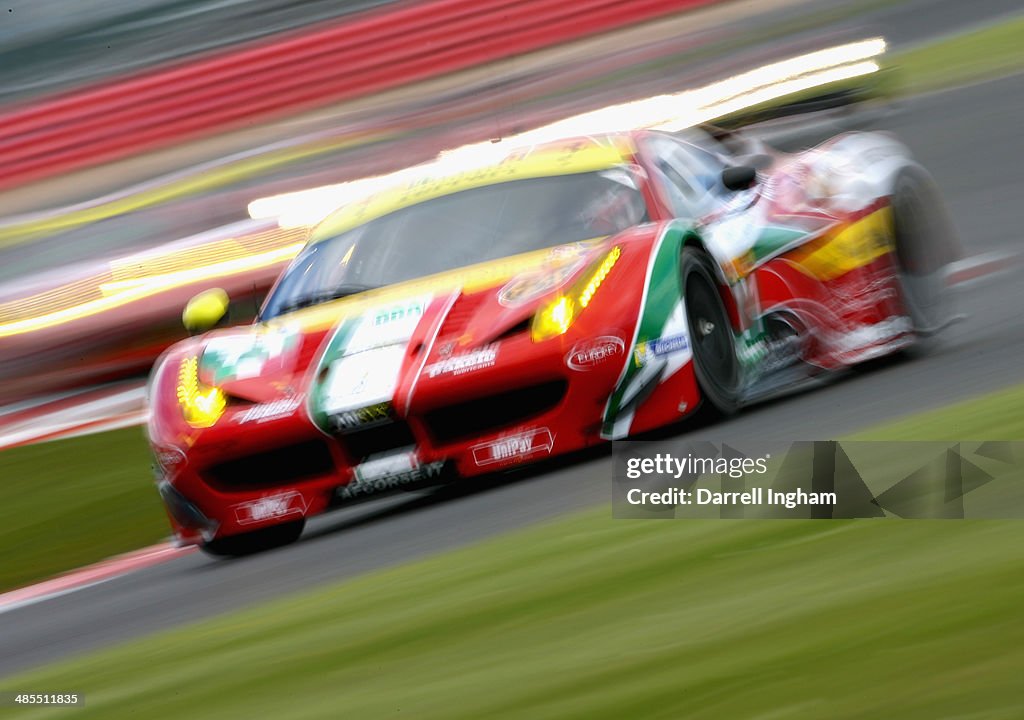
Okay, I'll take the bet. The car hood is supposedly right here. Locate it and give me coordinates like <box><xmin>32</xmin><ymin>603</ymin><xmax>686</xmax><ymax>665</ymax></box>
<box><xmin>193</xmin><ymin>235</ymin><xmax>635</xmax><ymax>416</ymax></box>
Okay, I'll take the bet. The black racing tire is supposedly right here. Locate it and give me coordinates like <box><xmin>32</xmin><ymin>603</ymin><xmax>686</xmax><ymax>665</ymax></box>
<box><xmin>891</xmin><ymin>165</ymin><xmax>961</xmax><ymax>351</ymax></box>
<box><xmin>681</xmin><ymin>247</ymin><xmax>741</xmax><ymax>416</ymax></box>
<box><xmin>201</xmin><ymin>519</ymin><xmax>305</xmax><ymax>557</ymax></box>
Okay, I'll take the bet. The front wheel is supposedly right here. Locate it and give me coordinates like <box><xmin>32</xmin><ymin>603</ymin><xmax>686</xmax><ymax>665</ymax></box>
<box><xmin>201</xmin><ymin>519</ymin><xmax>305</xmax><ymax>557</ymax></box>
<box><xmin>681</xmin><ymin>247</ymin><xmax>741</xmax><ymax>416</ymax></box>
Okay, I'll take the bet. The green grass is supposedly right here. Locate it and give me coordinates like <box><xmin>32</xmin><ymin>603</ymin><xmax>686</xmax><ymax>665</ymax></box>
<box><xmin>0</xmin><ymin>426</ymin><xmax>165</xmax><ymax>592</ymax></box>
<box><xmin>851</xmin><ymin>383</ymin><xmax>1024</xmax><ymax>441</ymax></box>
<box><xmin>7</xmin><ymin>383</ymin><xmax>1016</xmax><ymax>594</ymax></box>
<box><xmin>3</xmin><ymin>384</ymin><xmax>1023</xmax><ymax>719</ymax></box>
<box><xmin>893</xmin><ymin>13</ymin><xmax>1024</xmax><ymax>95</ymax></box>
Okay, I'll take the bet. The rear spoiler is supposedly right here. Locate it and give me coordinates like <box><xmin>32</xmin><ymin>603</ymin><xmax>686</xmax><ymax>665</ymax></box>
<box><xmin>686</xmin><ymin>36</ymin><xmax>897</xmax><ymax>139</ymax></box>
<box><xmin>705</xmin><ymin>70</ymin><xmax>897</xmax><ymax>134</ymax></box>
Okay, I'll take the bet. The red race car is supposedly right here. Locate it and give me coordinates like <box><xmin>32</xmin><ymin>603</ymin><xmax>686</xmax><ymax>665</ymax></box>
<box><xmin>148</xmin><ymin>128</ymin><xmax>958</xmax><ymax>554</ymax></box>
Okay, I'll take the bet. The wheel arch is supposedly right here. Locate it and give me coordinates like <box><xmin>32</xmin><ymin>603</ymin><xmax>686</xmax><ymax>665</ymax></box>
<box><xmin>678</xmin><ymin>229</ymin><xmax>743</xmax><ymax>332</ymax></box>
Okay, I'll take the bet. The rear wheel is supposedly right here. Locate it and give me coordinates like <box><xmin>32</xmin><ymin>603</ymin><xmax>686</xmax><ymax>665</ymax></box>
<box><xmin>891</xmin><ymin>165</ymin><xmax>961</xmax><ymax>349</ymax></box>
<box><xmin>681</xmin><ymin>247</ymin><xmax>741</xmax><ymax>416</ymax></box>
<box><xmin>201</xmin><ymin>519</ymin><xmax>305</xmax><ymax>557</ymax></box>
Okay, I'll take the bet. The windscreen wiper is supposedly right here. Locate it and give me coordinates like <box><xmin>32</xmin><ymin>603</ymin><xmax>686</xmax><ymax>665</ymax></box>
<box><xmin>276</xmin><ymin>284</ymin><xmax>378</xmax><ymax>315</ymax></box>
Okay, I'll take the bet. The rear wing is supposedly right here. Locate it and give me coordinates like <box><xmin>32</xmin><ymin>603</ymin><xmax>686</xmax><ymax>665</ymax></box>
<box><xmin>705</xmin><ymin>65</ymin><xmax>897</xmax><ymax>133</ymax></box>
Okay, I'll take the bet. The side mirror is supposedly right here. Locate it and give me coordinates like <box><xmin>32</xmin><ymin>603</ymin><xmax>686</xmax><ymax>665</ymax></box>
<box><xmin>721</xmin><ymin>165</ymin><xmax>758</xmax><ymax>192</ymax></box>
<box><xmin>183</xmin><ymin>288</ymin><xmax>229</xmax><ymax>334</ymax></box>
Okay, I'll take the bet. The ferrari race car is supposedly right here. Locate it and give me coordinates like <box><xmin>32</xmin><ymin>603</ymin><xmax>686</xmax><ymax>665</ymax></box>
<box><xmin>148</xmin><ymin>127</ymin><xmax>959</xmax><ymax>554</ymax></box>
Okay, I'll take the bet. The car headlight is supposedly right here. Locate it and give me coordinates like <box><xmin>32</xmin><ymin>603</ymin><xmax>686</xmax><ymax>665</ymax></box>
<box><xmin>532</xmin><ymin>246</ymin><xmax>621</xmax><ymax>342</ymax></box>
<box><xmin>176</xmin><ymin>355</ymin><xmax>227</xmax><ymax>428</ymax></box>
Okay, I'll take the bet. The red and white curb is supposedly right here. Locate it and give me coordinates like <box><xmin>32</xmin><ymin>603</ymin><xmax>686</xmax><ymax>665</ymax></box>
<box><xmin>0</xmin><ymin>409</ymin><xmax>150</xmax><ymax>450</ymax></box>
<box><xmin>0</xmin><ymin>381</ymin><xmax>147</xmax><ymax>450</ymax></box>
<box><xmin>0</xmin><ymin>542</ymin><xmax>196</xmax><ymax>615</ymax></box>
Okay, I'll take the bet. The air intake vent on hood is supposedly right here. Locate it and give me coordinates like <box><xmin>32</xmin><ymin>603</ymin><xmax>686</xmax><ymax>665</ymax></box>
<box><xmin>436</xmin><ymin>291</ymin><xmax>489</xmax><ymax>340</ymax></box>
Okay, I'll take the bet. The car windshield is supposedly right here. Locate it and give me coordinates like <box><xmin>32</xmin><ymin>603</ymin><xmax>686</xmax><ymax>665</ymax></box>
<box><xmin>261</xmin><ymin>168</ymin><xmax>648</xmax><ymax>319</ymax></box>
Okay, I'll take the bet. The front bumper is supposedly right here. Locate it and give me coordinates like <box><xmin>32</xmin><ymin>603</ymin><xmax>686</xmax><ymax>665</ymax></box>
<box><xmin>152</xmin><ymin>342</ymin><xmax>626</xmax><ymax>542</ymax></box>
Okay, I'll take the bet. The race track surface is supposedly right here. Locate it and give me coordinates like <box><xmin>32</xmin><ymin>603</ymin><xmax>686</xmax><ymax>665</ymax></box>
<box><xmin>3</xmin><ymin>71</ymin><xmax>1023</xmax><ymax>678</ymax></box>
<box><xmin>3</xmin><ymin>33</ymin><xmax>1024</xmax><ymax>683</ymax></box>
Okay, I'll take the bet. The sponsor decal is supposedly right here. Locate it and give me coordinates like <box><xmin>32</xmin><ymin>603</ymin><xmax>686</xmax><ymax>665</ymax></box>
<box><xmin>338</xmin><ymin>457</ymin><xmax>445</xmax><ymax>499</ymax></box>
<box><xmin>330</xmin><ymin>401</ymin><xmax>392</xmax><ymax>431</ymax></box>
<box><xmin>322</xmin><ymin>344</ymin><xmax>407</xmax><ymax>413</ymax></box>
<box><xmin>373</xmin><ymin>299</ymin><xmax>425</xmax><ymax>327</ymax></box>
<box><xmin>426</xmin><ymin>343</ymin><xmax>498</xmax><ymax>378</ymax></box>
<box><xmin>566</xmin><ymin>336</ymin><xmax>625</xmax><ymax>371</ymax></box>
<box><xmin>235</xmin><ymin>396</ymin><xmax>303</xmax><ymax>424</ymax></box>
<box><xmin>633</xmin><ymin>333</ymin><xmax>690</xmax><ymax>366</ymax></box>
<box><xmin>233</xmin><ymin>491</ymin><xmax>307</xmax><ymax>525</ymax></box>
<box><xmin>152</xmin><ymin>445</ymin><xmax>187</xmax><ymax>470</ymax></box>
<box><xmin>310</xmin><ymin>296</ymin><xmax>432</xmax><ymax>434</ymax></box>
<box><xmin>355</xmin><ymin>450</ymin><xmax>417</xmax><ymax>481</ymax></box>
<box><xmin>472</xmin><ymin>427</ymin><xmax>554</xmax><ymax>466</ymax></box>
<box><xmin>437</xmin><ymin>341</ymin><xmax>456</xmax><ymax>358</ymax></box>
<box><xmin>601</xmin><ymin>225</ymin><xmax>695</xmax><ymax>440</ymax></box>
<box><xmin>346</xmin><ymin>295</ymin><xmax>432</xmax><ymax>353</ymax></box>
<box><xmin>200</xmin><ymin>324</ymin><xmax>300</xmax><ymax>385</ymax></box>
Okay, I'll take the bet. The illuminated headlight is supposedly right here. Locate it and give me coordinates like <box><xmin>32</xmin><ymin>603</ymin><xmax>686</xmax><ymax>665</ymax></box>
<box><xmin>532</xmin><ymin>246</ymin><xmax>621</xmax><ymax>342</ymax></box>
<box><xmin>176</xmin><ymin>355</ymin><xmax>227</xmax><ymax>428</ymax></box>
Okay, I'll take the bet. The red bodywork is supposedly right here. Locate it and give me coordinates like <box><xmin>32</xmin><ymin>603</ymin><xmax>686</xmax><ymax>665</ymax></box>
<box><xmin>148</xmin><ymin>130</ymin><xmax>914</xmax><ymax>545</ymax></box>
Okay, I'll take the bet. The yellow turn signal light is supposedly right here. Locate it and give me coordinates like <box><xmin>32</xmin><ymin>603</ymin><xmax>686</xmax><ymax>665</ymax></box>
<box><xmin>531</xmin><ymin>246</ymin><xmax>621</xmax><ymax>342</ymax></box>
<box><xmin>176</xmin><ymin>355</ymin><xmax>227</xmax><ymax>428</ymax></box>
<box><xmin>533</xmin><ymin>295</ymin><xmax>577</xmax><ymax>341</ymax></box>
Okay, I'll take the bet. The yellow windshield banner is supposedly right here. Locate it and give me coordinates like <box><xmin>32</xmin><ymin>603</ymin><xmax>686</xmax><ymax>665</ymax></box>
<box><xmin>312</xmin><ymin>136</ymin><xmax>635</xmax><ymax>241</ymax></box>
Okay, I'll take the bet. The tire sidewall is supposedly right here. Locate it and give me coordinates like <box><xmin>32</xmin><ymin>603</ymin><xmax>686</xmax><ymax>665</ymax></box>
<box><xmin>681</xmin><ymin>247</ymin><xmax>741</xmax><ymax>415</ymax></box>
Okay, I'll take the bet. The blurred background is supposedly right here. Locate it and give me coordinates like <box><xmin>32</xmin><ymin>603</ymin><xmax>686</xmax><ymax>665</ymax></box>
<box><xmin>2</xmin><ymin>0</ymin><xmax>1024</xmax><ymax>716</ymax></box>
<box><xmin>0</xmin><ymin>0</ymin><xmax>1019</xmax><ymax>411</ymax></box>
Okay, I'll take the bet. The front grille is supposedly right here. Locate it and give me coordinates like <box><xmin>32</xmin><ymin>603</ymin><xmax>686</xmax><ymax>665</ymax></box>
<box><xmin>205</xmin><ymin>440</ymin><xmax>335</xmax><ymax>490</ymax></box>
<box><xmin>341</xmin><ymin>421</ymin><xmax>417</xmax><ymax>462</ymax></box>
<box><xmin>422</xmin><ymin>380</ymin><xmax>567</xmax><ymax>445</ymax></box>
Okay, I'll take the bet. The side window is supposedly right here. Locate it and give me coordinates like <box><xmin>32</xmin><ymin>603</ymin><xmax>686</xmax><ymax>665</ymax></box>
<box><xmin>643</xmin><ymin>135</ymin><xmax>726</xmax><ymax>218</ymax></box>
<box><xmin>654</xmin><ymin>158</ymin><xmax>700</xmax><ymax>216</ymax></box>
